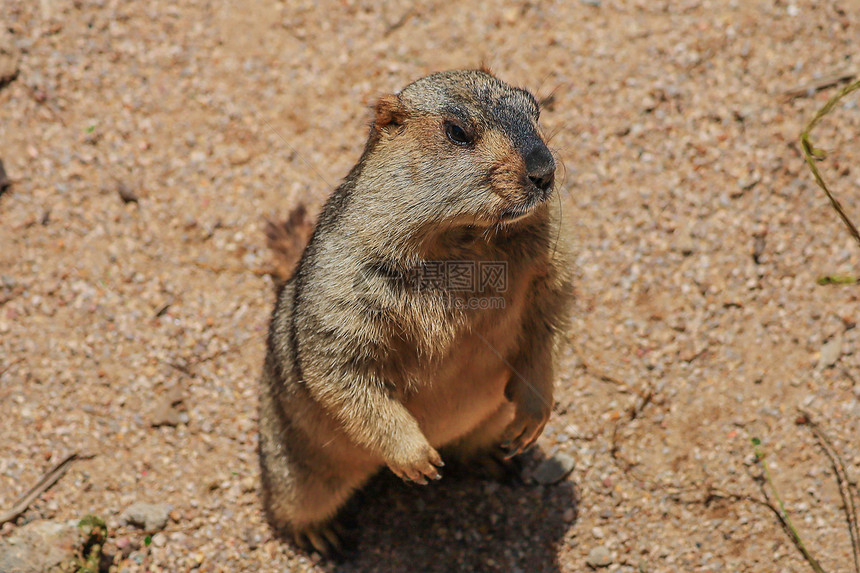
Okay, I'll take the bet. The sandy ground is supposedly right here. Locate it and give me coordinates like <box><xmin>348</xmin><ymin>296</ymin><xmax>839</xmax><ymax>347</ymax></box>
<box><xmin>2</xmin><ymin>0</ymin><xmax>860</xmax><ymax>571</ymax></box>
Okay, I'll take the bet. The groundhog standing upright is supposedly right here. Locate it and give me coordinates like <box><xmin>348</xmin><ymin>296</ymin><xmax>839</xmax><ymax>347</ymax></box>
<box><xmin>259</xmin><ymin>69</ymin><xmax>572</xmax><ymax>554</ymax></box>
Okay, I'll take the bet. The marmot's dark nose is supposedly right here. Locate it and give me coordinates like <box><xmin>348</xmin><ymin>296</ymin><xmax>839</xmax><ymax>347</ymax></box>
<box><xmin>525</xmin><ymin>144</ymin><xmax>555</xmax><ymax>193</ymax></box>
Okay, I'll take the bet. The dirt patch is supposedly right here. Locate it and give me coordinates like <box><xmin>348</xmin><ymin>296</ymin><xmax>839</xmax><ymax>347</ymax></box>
<box><xmin>1</xmin><ymin>0</ymin><xmax>859</xmax><ymax>571</ymax></box>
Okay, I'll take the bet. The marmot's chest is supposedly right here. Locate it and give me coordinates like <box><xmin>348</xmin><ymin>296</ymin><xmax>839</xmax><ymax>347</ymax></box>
<box><xmin>402</xmin><ymin>269</ymin><xmax>533</xmax><ymax>446</ymax></box>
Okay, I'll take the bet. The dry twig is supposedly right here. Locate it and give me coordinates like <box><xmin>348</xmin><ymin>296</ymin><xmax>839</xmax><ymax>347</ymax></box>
<box><xmin>751</xmin><ymin>437</ymin><xmax>826</xmax><ymax>573</ymax></box>
<box><xmin>798</xmin><ymin>408</ymin><xmax>860</xmax><ymax>573</ymax></box>
<box><xmin>161</xmin><ymin>345</ymin><xmax>239</xmax><ymax>379</ymax></box>
<box><xmin>571</xmin><ymin>338</ymin><xmax>634</xmax><ymax>391</ymax></box>
<box><xmin>800</xmin><ymin>78</ymin><xmax>860</xmax><ymax>250</ymax></box>
<box><xmin>0</xmin><ymin>452</ymin><xmax>81</xmax><ymax>525</ymax></box>
<box><xmin>0</xmin><ymin>357</ymin><xmax>23</xmax><ymax>378</ymax></box>
<box><xmin>785</xmin><ymin>68</ymin><xmax>858</xmax><ymax>100</ymax></box>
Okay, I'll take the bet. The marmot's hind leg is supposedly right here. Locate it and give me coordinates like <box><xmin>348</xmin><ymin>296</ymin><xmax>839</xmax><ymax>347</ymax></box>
<box><xmin>442</xmin><ymin>402</ymin><xmax>522</xmax><ymax>482</ymax></box>
<box><xmin>259</xmin><ymin>375</ymin><xmax>371</xmax><ymax>557</ymax></box>
<box><xmin>259</xmin><ymin>430</ymin><xmax>369</xmax><ymax>557</ymax></box>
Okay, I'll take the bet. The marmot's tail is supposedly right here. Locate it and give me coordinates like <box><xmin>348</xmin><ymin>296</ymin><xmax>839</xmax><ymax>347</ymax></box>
<box><xmin>265</xmin><ymin>204</ymin><xmax>314</xmax><ymax>289</ymax></box>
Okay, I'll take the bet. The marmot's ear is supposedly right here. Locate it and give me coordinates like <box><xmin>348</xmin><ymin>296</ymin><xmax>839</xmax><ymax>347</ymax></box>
<box><xmin>373</xmin><ymin>94</ymin><xmax>405</xmax><ymax>132</ymax></box>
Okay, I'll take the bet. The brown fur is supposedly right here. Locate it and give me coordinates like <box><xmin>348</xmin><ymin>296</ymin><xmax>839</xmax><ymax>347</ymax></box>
<box><xmin>258</xmin><ymin>69</ymin><xmax>573</xmax><ymax>555</ymax></box>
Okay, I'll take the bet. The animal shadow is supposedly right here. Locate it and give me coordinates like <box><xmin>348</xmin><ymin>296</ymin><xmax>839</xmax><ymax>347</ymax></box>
<box><xmin>334</xmin><ymin>449</ymin><xmax>578</xmax><ymax>573</ymax></box>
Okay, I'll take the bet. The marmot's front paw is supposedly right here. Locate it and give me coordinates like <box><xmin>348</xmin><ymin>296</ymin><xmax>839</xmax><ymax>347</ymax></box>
<box><xmin>386</xmin><ymin>441</ymin><xmax>444</xmax><ymax>485</ymax></box>
<box><xmin>500</xmin><ymin>401</ymin><xmax>550</xmax><ymax>458</ymax></box>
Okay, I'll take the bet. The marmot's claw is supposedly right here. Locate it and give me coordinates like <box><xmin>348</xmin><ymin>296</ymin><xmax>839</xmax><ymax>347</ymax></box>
<box><xmin>500</xmin><ymin>412</ymin><xmax>548</xmax><ymax>458</ymax></box>
<box><xmin>387</xmin><ymin>444</ymin><xmax>444</xmax><ymax>483</ymax></box>
<box><xmin>293</xmin><ymin>522</ymin><xmax>353</xmax><ymax>561</ymax></box>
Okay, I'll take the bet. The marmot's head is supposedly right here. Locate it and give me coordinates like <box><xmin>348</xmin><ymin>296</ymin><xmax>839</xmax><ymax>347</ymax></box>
<box><xmin>365</xmin><ymin>69</ymin><xmax>556</xmax><ymax>229</ymax></box>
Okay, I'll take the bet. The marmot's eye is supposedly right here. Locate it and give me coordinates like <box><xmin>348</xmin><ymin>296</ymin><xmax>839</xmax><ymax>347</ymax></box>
<box><xmin>444</xmin><ymin>121</ymin><xmax>472</xmax><ymax>145</ymax></box>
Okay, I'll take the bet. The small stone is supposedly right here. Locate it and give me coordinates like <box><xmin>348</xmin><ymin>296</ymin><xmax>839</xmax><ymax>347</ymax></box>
<box><xmin>117</xmin><ymin>182</ymin><xmax>139</xmax><ymax>204</ymax></box>
<box><xmin>752</xmin><ymin>234</ymin><xmax>766</xmax><ymax>264</ymax></box>
<box><xmin>676</xmin><ymin>225</ymin><xmax>696</xmax><ymax>256</ymax></box>
<box><xmin>116</xmin><ymin>536</ymin><xmax>139</xmax><ymax>560</ymax></box>
<box><xmin>243</xmin><ymin>528</ymin><xmax>261</xmax><ymax>550</ymax></box>
<box><xmin>580</xmin><ymin>0</ymin><xmax>601</xmax><ymax>5</ymax></box>
<box><xmin>591</xmin><ymin>526</ymin><xmax>605</xmax><ymax>539</ymax></box>
<box><xmin>241</xmin><ymin>476</ymin><xmax>257</xmax><ymax>493</ymax></box>
<box><xmin>121</xmin><ymin>502</ymin><xmax>171</xmax><ymax>531</ymax></box>
<box><xmin>0</xmin><ymin>158</ymin><xmax>10</xmax><ymax>194</ymax></box>
<box><xmin>0</xmin><ymin>519</ymin><xmax>83</xmax><ymax>573</ymax></box>
<box><xmin>533</xmin><ymin>453</ymin><xmax>575</xmax><ymax>484</ymax></box>
<box><xmin>151</xmin><ymin>532</ymin><xmax>167</xmax><ymax>547</ymax></box>
<box><xmin>229</xmin><ymin>147</ymin><xmax>252</xmax><ymax>166</ymax></box>
<box><xmin>151</xmin><ymin>387</ymin><xmax>185</xmax><ymax>427</ymax></box>
<box><xmin>586</xmin><ymin>545</ymin><xmax>612</xmax><ymax>568</ymax></box>
<box><xmin>151</xmin><ymin>402</ymin><xmax>181</xmax><ymax>427</ymax></box>
<box><xmin>0</xmin><ymin>27</ymin><xmax>20</xmax><ymax>88</ymax></box>
<box><xmin>818</xmin><ymin>332</ymin><xmax>843</xmax><ymax>369</ymax></box>
<box><xmin>563</xmin><ymin>508</ymin><xmax>575</xmax><ymax>522</ymax></box>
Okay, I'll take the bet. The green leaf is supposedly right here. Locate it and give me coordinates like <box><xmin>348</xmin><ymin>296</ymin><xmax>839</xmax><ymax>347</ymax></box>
<box><xmin>751</xmin><ymin>437</ymin><xmax>761</xmax><ymax>446</ymax></box>
<box><xmin>144</xmin><ymin>534</ymin><xmax>152</xmax><ymax>546</ymax></box>
<box><xmin>817</xmin><ymin>274</ymin><xmax>859</xmax><ymax>285</ymax></box>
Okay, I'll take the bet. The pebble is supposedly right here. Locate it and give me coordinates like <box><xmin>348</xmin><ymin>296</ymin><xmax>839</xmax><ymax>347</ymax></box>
<box><xmin>0</xmin><ymin>158</ymin><xmax>10</xmax><ymax>193</ymax></box>
<box><xmin>752</xmin><ymin>234</ymin><xmax>766</xmax><ymax>264</ymax></box>
<box><xmin>116</xmin><ymin>536</ymin><xmax>139</xmax><ymax>559</ymax></box>
<box><xmin>241</xmin><ymin>476</ymin><xmax>257</xmax><ymax>493</ymax></box>
<box><xmin>0</xmin><ymin>519</ymin><xmax>83</xmax><ymax>573</ymax></box>
<box><xmin>151</xmin><ymin>387</ymin><xmax>185</xmax><ymax>427</ymax></box>
<box><xmin>229</xmin><ymin>148</ymin><xmax>252</xmax><ymax>166</ymax></box>
<box><xmin>121</xmin><ymin>502</ymin><xmax>172</xmax><ymax>531</ymax></box>
<box><xmin>243</xmin><ymin>528</ymin><xmax>261</xmax><ymax>550</ymax></box>
<box><xmin>818</xmin><ymin>332</ymin><xmax>843</xmax><ymax>369</ymax></box>
<box><xmin>676</xmin><ymin>228</ymin><xmax>696</xmax><ymax>256</ymax></box>
<box><xmin>532</xmin><ymin>453</ymin><xmax>575</xmax><ymax>484</ymax></box>
<box><xmin>151</xmin><ymin>402</ymin><xmax>183</xmax><ymax>427</ymax></box>
<box><xmin>117</xmin><ymin>181</ymin><xmax>139</xmax><ymax>204</ymax></box>
<box><xmin>0</xmin><ymin>27</ymin><xmax>20</xmax><ymax>87</ymax></box>
<box><xmin>586</xmin><ymin>545</ymin><xmax>612</xmax><ymax>568</ymax></box>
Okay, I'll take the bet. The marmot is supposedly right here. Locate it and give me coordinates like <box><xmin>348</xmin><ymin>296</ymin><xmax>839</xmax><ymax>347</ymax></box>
<box><xmin>259</xmin><ymin>69</ymin><xmax>572</xmax><ymax>555</ymax></box>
